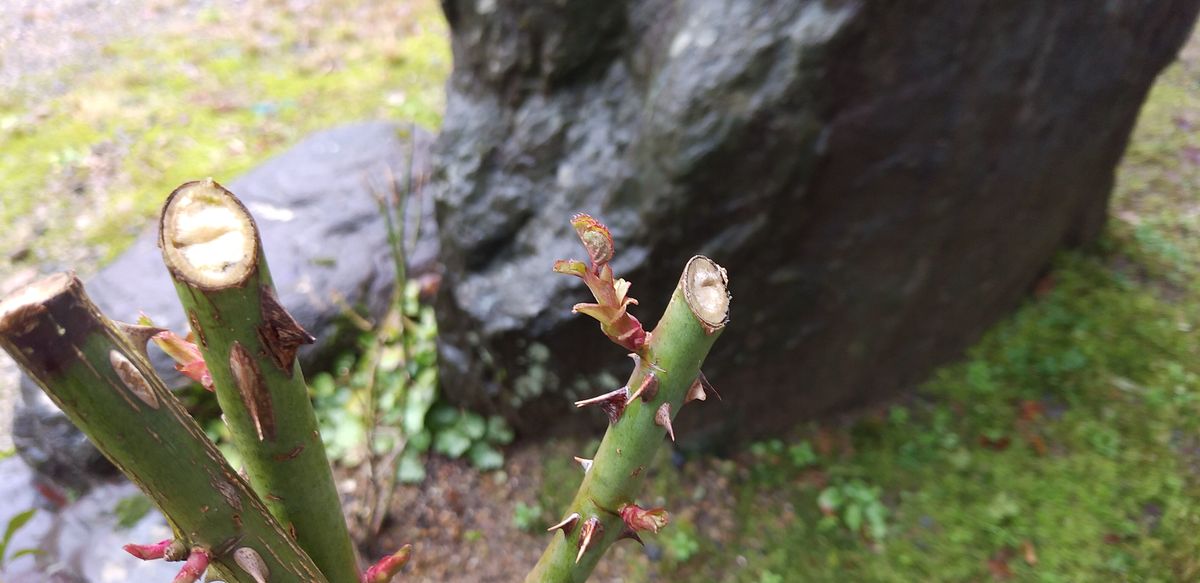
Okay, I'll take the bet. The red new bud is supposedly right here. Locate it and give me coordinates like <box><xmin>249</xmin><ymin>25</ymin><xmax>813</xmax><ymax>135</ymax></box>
<box><xmin>362</xmin><ymin>544</ymin><xmax>413</xmax><ymax>583</ymax></box>
<box><xmin>122</xmin><ymin>539</ymin><xmax>172</xmax><ymax>561</ymax></box>
<box><xmin>619</xmin><ymin>504</ymin><xmax>669</xmax><ymax>534</ymax></box>
<box><xmin>171</xmin><ymin>549</ymin><xmax>210</xmax><ymax>583</ymax></box>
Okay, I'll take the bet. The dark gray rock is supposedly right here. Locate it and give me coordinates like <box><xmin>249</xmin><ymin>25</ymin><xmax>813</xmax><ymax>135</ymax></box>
<box><xmin>14</xmin><ymin>121</ymin><xmax>437</xmax><ymax>490</ymax></box>
<box><xmin>433</xmin><ymin>1</ymin><xmax>1200</xmax><ymax>439</ymax></box>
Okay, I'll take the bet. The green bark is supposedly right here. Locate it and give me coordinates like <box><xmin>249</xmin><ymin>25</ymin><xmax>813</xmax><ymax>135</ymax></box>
<box><xmin>0</xmin><ymin>273</ymin><xmax>327</xmax><ymax>583</ymax></box>
<box><xmin>526</xmin><ymin>256</ymin><xmax>730</xmax><ymax>582</ymax></box>
<box><xmin>158</xmin><ymin>180</ymin><xmax>358</xmax><ymax>583</ymax></box>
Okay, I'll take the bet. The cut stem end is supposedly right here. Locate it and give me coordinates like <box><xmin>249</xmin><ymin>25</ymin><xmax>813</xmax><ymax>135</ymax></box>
<box><xmin>682</xmin><ymin>256</ymin><xmax>730</xmax><ymax>333</ymax></box>
<box><xmin>160</xmin><ymin>179</ymin><xmax>258</xmax><ymax>289</ymax></box>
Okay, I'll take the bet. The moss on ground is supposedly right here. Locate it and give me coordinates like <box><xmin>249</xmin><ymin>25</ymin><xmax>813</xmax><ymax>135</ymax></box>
<box><xmin>0</xmin><ymin>0</ymin><xmax>448</xmax><ymax>271</ymax></box>
<box><xmin>538</xmin><ymin>51</ymin><xmax>1200</xmax><ymax>582</ymax></box>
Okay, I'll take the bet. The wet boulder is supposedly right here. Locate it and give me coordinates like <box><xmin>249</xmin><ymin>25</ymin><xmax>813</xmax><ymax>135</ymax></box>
<box><xmin>432</xmin><ymin>0</ymin><xmax>1200</xmax><ymax>439</ymax></box>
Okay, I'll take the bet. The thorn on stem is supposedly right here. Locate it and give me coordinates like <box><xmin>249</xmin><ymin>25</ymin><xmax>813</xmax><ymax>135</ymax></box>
<box><xmin>574</xmin><ymin>386</ymin><xmax>629</xmax><ymax>424</ymax></box>
<box><xmin>546</xmin><ymin>512</ymin><xmax>580</xmax><ymax>535</ymax></box>
<box><xmin>698</xmin><ymin>370</ymin><xmax>721</xmax><ymax>400</ymax></box>
<box><xmin>257</xmin><ymin>285</ymin><xmax>315</xmax><ymax>375</ymax></box>
<box><xmin>573</xmin><ymin>456</ymin><xmax>593</xmax><ymax>474</ymax></box>
<box><xmin>576</xmin><ymin>516</ymin><xmax>603</xmax><ymax>564</ymax></box>
<box><xmin>627</xmin><ymin>372</ymin><xmax>659</xmax><ymax>404</ymax></box>
<box><xmin>617</xmin><ymin>527</ymin><xmax>645</xmax><ymax>546</ymax></box>
<box><xmin>115</xmin><ymin>321</ymin><xmax>166</xmax><ymax>359</ymax></box>
<box><xmin>655</xmin><ymin>402</ymin><xmax>675</xmax><ymax>442</ymax></box>
<box><xmin>230</xmin><ymin>342</ymin><xmax>275</xmax><ymax>441</ymax></box>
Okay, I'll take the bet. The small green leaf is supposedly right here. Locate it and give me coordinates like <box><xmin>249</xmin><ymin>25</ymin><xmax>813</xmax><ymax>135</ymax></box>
<box><xmin>817</xmin><ymin>487</ymin><xmax>841</xmax><ymax>513</ymax></box>
<box><xmin>396</xmin><ymin>451</ymin><xmax>426</xmax><ymax>484</ymax></box>
<box><xmin>428</xmin><ymin>405</ymin><xmax>459</xmax><ymax>430</ymax></box>
<box><xmin>844</xmin><ymin>504</ymin><xmax>863</xmax><ymax>533</ymax></box>
<box><xmin>310</xmin><ymin>373</ymin><xmax>337</xmax><ymax>398</ymax></box>
<box><xmin>468</xmin><ymin>442</ymin><xmax>503</xmax><ymax>470</ymax></box>
<box><xmin>408</xmin><ymin>429</ymin><xmax>432</xmax><ymax>453</ymax></box>
<box><xmin>486</xmin><ymin>416</ymin><xmax>515</xmax><ymax>445</ymax></box>
<box><xmin>378</xmin><ymin>345</ymin><xmax>404</xmax><ymax>372</ymax></box>
<box><xmin>458</xmin><ymin>412</ymin><xmax>486</xmax><ymax>441</ymax></box>
<box><xmin>434</xmin><ymin>429</ymin><xmax>472</xmax><ymax>458</ymax></box>
<box><xmin>403</xmin><ymin>377</ymin><xmax>437</xmax><ymax>436</ymax></box>
<box><xmin>8</xmin><ymin>548</ymin><xmax>41</xmax><ymax>561</ymax></box>
<box><xmin>113</xmin><ymin>494</ymin><xmax>153</xmax><ymax>530</ymax></box>
<box><xmin>1</xmin><ymin>508</ymin><xmax>37</xmax><ymax>562</ymax></box>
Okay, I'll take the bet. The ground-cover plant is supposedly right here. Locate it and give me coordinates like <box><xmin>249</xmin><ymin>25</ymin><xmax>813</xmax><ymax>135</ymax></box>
<box><xmin>0</xmin><ymin>450</ymin><xmax>38</xmax><ymax>572</ymax></box>
<box><xmin>0</xmin><ymin>181</ymin><xmax>731</xmax><ymax>583</ymax></box>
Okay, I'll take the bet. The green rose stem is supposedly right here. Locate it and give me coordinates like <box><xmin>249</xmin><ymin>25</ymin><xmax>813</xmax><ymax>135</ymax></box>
<box><xmin>158</xmin><ymin>179</ymin><xmax>358</xmax><ymax>582</ymax></box>
<box><xmin>0</xmin><ymin>273</ymin><xmax>327</xmax><ymax>583</ymax></box>
<box><xmin>526</xmin><ymin>254</ymin><xmax>731</xmax><ymax>582</ymax></box>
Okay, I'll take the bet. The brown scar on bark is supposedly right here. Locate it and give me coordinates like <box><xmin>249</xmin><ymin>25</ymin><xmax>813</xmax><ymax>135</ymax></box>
<box><xmin>109</xmin><ymin>350</ymin><xmax>160</xmax><ymax>409</ymax></box>
<box><xmin>231</xmin><ymin>341</ymin><xmax>276</xmax><ymax>441</ymax></box>
<box><xmin>187</xmin><ymin>311</ymin><xmax>207</xmax><ymax>348</ymax></box>
<box><xmin>272</xmin><ymin>444</ymin><xmax>305</xmax><ymax>462</ymax></box>
<box><xmin>257</xmin><ymin>286</ymin><xmax>314</xmax><ymax>375</ymax></box>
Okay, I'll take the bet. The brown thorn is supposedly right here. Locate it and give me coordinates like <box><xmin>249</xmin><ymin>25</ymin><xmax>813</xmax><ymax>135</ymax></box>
<box><xmin>546</xmin><ymin>512</ymin><xmax>580</xmax><ymax>535</ymax></box>
<box><xmin>628</xmin><ymin>372</ymin><xmax>659</xmax><ymax>404</ymax></box>
<box><xmin>257</xmin><ymin>285</ymin><xmax>314</xmax><ymax>375</ymax></box>
<box><xmin>617</xmin><ymin>527</ymin><xmax>645</xmax><ymax>547</ymax></box>
<box><xmin>574</xmin><ymin>386</ymin><xmax>629</xmax><ymax>424</ymax></box>
<box><xmin>114</xmin><ymin>321</ymin><xmax>166</xmax><ymax>359</ymax></box>
<box><xmin>576</xmin><ymin>517</ymin><xmax>603</xmax><ymax>564</ymax></box>
<box><xmin>698</xmin><ymin>370</ymin><xmax>721</xmax><ymax>400</ymax></box>
<box><xmin>230</xmin><ymin>342</ymin><xmax>275</xmax><ymax>441</ymax></box>
<box><xmin>685</xmin><ymin>377</ymin><xmax>706</xmax><ymax>404</ymax></box>
<box><xmin>655</xmin><ymin>402</ymin><xmax>674</xmax><ymax>442</ymax></box>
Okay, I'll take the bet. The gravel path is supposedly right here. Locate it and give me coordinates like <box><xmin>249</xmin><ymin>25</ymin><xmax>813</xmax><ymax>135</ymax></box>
<box><xmin>0</xmin><ymin>0</ymin><xmax>213</xmax><ymax>95</ymax></box>
<box><xmin>0</xmin><ymin>0</ymin><xmax>233</xmax><ymax>449</ymax></box>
